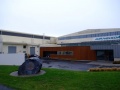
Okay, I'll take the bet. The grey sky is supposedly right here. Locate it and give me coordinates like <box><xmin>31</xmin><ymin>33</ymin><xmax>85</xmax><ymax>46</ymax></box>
<box><xmin>0</xmin><ymin>0</ymin><xmax>120</xmax><ymax>37</ymax></box>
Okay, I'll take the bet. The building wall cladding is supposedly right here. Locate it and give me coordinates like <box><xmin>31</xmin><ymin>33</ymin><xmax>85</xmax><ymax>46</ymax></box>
<box><xmin>0</xmin><ymin>30</ymin><xmax>57</xmax><ymax>54</ymax></box>
<box><xmin>40</xmin><ymin>46</ymin><xmax>96</xmax><ymax>60</ymax></box>
<box><xmin>91</xmin><ymin>45</ymin><xmax>120</xmax><ymax>58</ymax></box>
<box><xmin>0</xmin><ymin>30</ymin><xmax>56</xmax><ymax>45</ymax></box>
<box><xmin>57</xmin><ymin>30</ymin><xmax>120</xmax><ymax>44</ymax></box>
<box><xmin>2</xmin><ymin>44</ymin><xmax>40</xmax><ymax>55</ymax></box>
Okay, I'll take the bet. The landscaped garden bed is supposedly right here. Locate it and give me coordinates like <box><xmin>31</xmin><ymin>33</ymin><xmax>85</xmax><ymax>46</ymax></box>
<box><xmin>89</xmin><ymin>67</ymin><xmax>120</xmax><ymax>71</ymax></box>
<box><xmin>113</xmin><ymin>61</ymin><xmax>120</xmax><ymax>64</ymax></box>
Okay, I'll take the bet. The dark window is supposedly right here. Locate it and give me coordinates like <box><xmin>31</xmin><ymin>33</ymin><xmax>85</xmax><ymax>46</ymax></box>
<box><xmin>2</xmin><ymin>31</ymin><xmax>32</xmax><ymax>38</ymax></box>
<box><xmin>34</xmin><ymin>35</ymin><xmax>43</xmax><ymax>39</ymax></box>
<box><xmin>58</xmin><ymin>31</ymin><xmax>120</xmax><ymax>40</ymax></box>
<box><xmin>23</xmin><ymin>45</ymin><xmax>26</xmax><ymax>48</ymax></box>
<box><xmin>57</xmin><ymin>51</ymin><xmax>73</xmax><ymax>55</ymax></box>
<box><xmin>8</xmin><ymin>46</ymin><xmax>16</xmax><ymax>53</ymax></box>
<box><xmin>44</xmin><ymin>36</ymin><xmax>50</xmax><ymax>40</ymax></box>
<box><xmin>1</xmin><ymin>31</ymin><xmax>50</xmax><ymax>40</ymax></box>
<box><xmin>118</xmin><ymin>31</ymin><xmax>120</xmax><ymax>34</ymax></box>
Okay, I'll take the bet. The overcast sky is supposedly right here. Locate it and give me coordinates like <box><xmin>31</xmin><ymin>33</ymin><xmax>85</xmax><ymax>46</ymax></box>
<box><xmin>0</xmin><ymin>0</ymin><xmax>120</xmax><ymax>37</ymax></box>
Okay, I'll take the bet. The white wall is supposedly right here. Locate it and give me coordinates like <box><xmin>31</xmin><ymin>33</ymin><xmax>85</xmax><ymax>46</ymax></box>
<box><xmin>3</xmin><ymin>44</ymin><xmax>24</xmax><ymax>54</ymax></box>
<box><xmin>0</xmin><ymin>32</ymin><xmax>57</xmax><ymax>55</ymax></box>
<box><xmin>50</xmin><ymin>37</ymin><xmax>57</xmax><ymax>44</ymax></box>
<box><xmin>1</xmin><ymin>35</ymin><xmax>57</xmax><ymax>55</ymax></box>
<box><xmin>0</xmin><ymin>53</ymin><xmax>25</xmax><ymax>65</ymax></box>
<box><xmin>0</xmin><ymin>43</ymin><xmax>2</xmax><ymax>53</ymax></box>
<box><xmin>3</xmin><ymin>44</ymin><xmax>40</xmax><ymax>55</ymax></box>
<box><xmin>2</xmin><ymin>35</ymin><xmax>52</xmax><ymax>45</ymax></box>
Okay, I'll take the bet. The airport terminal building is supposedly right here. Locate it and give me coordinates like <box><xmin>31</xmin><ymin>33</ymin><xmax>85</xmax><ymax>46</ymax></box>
<box><xmin>1</xmin><ymin>28</ymin><xmax>120</xmax><ymax>61</ymax></box>
<box><xmin>55</xmin><ymin>28</ymin><xmax>120</xmax><ymax>61</ymax></box>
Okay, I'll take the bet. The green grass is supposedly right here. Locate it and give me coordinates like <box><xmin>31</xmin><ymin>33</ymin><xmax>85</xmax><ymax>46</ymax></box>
<box><xmin>0</xmin><ymin>65</ymin><xmax>120</xmax><ymax>90</ymax></box>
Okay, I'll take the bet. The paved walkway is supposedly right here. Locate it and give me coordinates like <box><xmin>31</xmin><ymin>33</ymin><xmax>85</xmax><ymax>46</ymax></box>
<box><xmin>0</xmin><ymin>85</ymin><xmax>14</xmax><ymax>90</ymax></box>
<box><xmin>87</xmin><ymin>60</ymin><xmax>120</xmax><ymax>66</ymax></box>
<box><xmin>42</xmin><ymin>60</ymin><xmax>99</xmax><ymax>71</ymax></box>
<box><xmin>42</xmin><ymin>60</ymin><xmax>120</xmax><ymax>71</ymax></box>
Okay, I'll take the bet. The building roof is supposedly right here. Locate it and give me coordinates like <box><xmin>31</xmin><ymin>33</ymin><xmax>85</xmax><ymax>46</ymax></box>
<box><xmin>59</xmin><ymin>28</ymin><xmax>120</xmax><ymax>37</ymax></box>
<box><xmin>0</xmin><ymin>29</ymin><xmax>55</xmax><ymax>38</ymax></box>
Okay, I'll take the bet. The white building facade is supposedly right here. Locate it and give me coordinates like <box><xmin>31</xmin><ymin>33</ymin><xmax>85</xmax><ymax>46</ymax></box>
<box><xmin>1</xmin><ymin>28</ymin><xmax>120</xmax><ymax>61</ymax></box>
<box><xmin>0</xmin><ymin>30</ymin><xmax>57</xmax><ymax>55</ymax></box>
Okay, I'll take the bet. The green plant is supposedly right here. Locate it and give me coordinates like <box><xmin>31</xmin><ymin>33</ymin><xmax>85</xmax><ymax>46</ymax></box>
<box><xmin>89</xmin><ymin>67</ymin><xmax>120</xmax><ymax>72</ymax></box>
<box><xmin>113</xmin><ymin>61</ymin><xmax>120</xmax><ymax>64</ymax></box>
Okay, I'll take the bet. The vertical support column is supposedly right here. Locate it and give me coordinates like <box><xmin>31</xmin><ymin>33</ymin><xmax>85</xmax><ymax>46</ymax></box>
<box><xmin>42</xmin><ymin>33</ymin><xmax>45</xmax><ymax>44</ymax></box>
<box><xmin>0</xmin><ymin>30</ymin><xmax>3</xmax><ymax>53</ymax></box>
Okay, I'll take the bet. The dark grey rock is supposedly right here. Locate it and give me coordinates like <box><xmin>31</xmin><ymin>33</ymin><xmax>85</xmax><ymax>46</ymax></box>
<box><xmin>18</xmin><ymin>57</ymin><xmax>42</xmax><ymax>75</ymax></box>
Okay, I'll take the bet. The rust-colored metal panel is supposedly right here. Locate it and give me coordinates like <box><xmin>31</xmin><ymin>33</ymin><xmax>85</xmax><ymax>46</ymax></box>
<box><xmin>40</xmin><ymin>46</ymin><xmax>96</xmax><ymax>60</ymax></box>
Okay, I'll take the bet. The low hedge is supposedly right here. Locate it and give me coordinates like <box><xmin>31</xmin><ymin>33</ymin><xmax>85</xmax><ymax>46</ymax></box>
<box><xmin>89</xmin><ymin>67</ymin><xmax>120</xmax><ymax>72</ymax></box>
<box><xmin>113</xmin><ymin>61</ymin><xmax>120</xmax><ymax>64</ymax></box>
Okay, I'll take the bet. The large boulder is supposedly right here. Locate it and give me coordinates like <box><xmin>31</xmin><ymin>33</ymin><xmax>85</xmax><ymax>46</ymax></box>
<box><xmin>18</xmin><ymin>57</ymin><xmax>42</xmax><ymax>75</ymax></box>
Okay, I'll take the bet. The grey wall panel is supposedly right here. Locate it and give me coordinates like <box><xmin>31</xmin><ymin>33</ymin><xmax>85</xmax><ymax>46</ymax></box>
<box><xmin>113</xmin><ymin>45</ymin><xmax>120</xmax><ymax>58</ymax></box>
<box><xmin>91</xmin><ymin>45</ymin><xmax>120</xmax><ymax>58</ymax></box>
<box><xmin>114</xmin><ymin>46</ymin><xmax>117</xmax><ymax>57</ymax></box>
<box><xmin>113</xmin><ymin>46</ymin><xmax>117</xmax><ymax>57</ymax></box>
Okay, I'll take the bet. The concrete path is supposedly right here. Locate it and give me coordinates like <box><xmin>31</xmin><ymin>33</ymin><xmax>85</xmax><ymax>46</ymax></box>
<box><xmin>87</xmin><ymin>60</ymin><xmax>120</xmax><ymax>66</ymax></box>
<box><xmin>42</xmin><ymin>60</ymin><xmax>100</xmax><ymax>71</ymax></box>
<box><xmin>42</xmin><ymin>60</ymin><xmax>120</xmax><ymax>71</ymax></box>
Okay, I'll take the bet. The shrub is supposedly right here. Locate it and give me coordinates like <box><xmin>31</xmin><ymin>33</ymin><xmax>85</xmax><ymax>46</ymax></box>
<box><xmin>113</xmin><ymin>61</ymin><xmax>120</xmax><ymax>64</ymax></box>
<box><xmin>117</xmin><ymin>68</ymin><xmax>120</xmax><ymax>71</ymax></box>
<box><xmin>89</xmin><ymin>67</ymin><xmax>120</xmax><ymax>72</ymax></box>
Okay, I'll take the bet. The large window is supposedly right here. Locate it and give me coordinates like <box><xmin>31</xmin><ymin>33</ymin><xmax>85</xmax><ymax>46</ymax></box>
<box><xmin>60</xmin><ymin>40</ymin><xmax>120</xmax><ymax>46</ymax></box>
<box><xmin>58</xmin><ymin>31</ymin><xmax>120</xmax><ymax>40</ymax></box>
<box><xmin>57</xmin><ymin>51</ymin><xmax>73</xmax><ymax>55</ymax></box>
<box><xmin>1</xmin><ymin>31</ymin><xmax>50</xmax><ymax>40</ymax></box>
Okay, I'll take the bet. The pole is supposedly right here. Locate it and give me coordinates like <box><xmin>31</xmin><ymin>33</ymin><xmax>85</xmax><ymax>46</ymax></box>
<box><xmin>0</xmin><ymin>30</ymin><xmax>3</xmax><ymax>53</ymax></box>
<box><xmin>42</xmin><ymin>33</ymin><xmax>45</xmax><ymax>44</ymax></box>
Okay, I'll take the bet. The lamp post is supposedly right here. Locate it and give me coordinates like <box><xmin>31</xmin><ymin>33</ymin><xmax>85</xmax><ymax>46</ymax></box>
<box><xmin>42</xmin><ymin>33</ymin><xmax>45</xmax><ymax>44</ymax></box>
<box><xmin>0</xmin><ymin>30</ymin><xmax>3</xmax><ymax>53</ymax></box>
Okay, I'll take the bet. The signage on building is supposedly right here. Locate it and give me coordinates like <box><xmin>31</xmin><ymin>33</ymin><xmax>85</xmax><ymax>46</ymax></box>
<box><xmin>93</xmin><ymin>35</ymin><xmax>120</xmax><ymax>41</ymax></box>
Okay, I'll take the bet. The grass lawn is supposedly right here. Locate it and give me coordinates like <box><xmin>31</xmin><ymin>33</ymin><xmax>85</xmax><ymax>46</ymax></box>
<box><xmin>0</xmin><ymin>65</ymin><xmax>120</xmax><ymax>90</ymax></box>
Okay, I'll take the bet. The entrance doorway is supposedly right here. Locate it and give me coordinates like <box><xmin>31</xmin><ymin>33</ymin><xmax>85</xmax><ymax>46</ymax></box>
<box><xmin>43</xmin><ymin>51</ymin><xmax>57</xmax><ymax>57</ymax></box>
<box><xmin>96</xmin><ymin>50</ymin><xmax>114</xmax><ymax>61</ymax></box>
<box><xmin>30</xmin><ymin>47</ymin><xmax>35</xmax><ymax>55</ymax></box>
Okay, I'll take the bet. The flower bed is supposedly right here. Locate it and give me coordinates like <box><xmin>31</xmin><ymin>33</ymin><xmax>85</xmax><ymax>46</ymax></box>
<box><xmin>89</xmin><ymin>67</ymin><xmax>120</xmax><ymax>71</ymax></box>
<box><xmin>113</xmin><ymin>61</ymin><xmax>120</xmax><ymax>64</ymax></box>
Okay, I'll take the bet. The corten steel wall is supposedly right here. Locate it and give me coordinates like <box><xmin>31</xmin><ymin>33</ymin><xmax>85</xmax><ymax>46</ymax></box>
<box><xmin>40</xmin><ymin>46</ymin><xmax>96</xmax><ymax>60</ymax></box>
